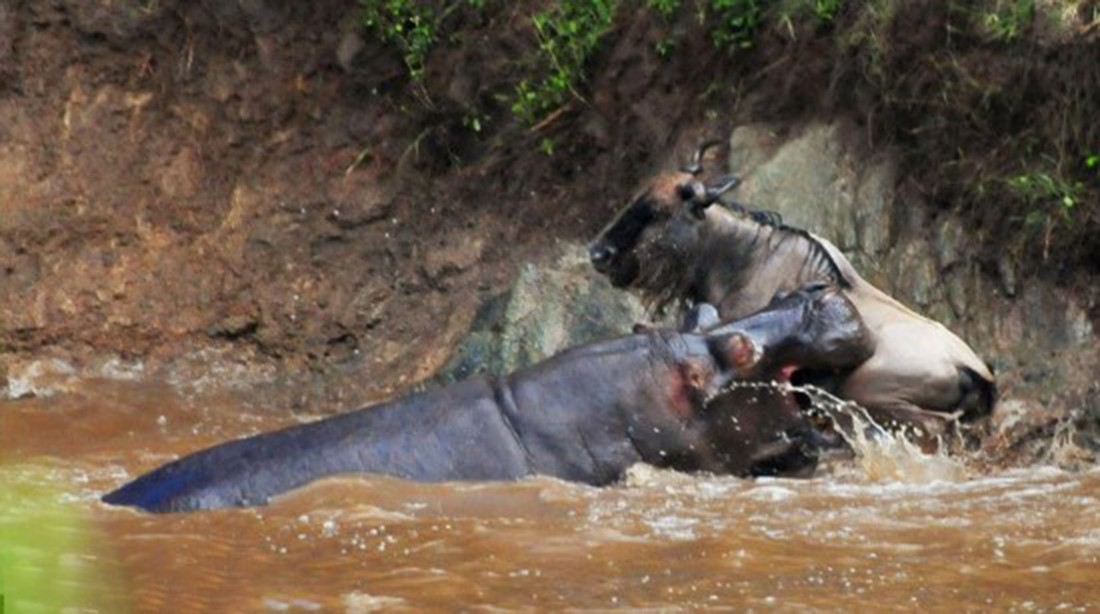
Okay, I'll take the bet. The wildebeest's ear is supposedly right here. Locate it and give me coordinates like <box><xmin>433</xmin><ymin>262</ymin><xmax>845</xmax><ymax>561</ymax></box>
<box><xmin>677</xmin><ymin>181</ymin><xmax>712</xmax><ymax>220</ymax></box>
<box><xmin>679</xmin><ymin>175</ymin><xmax>742</xmax><ymax>220</ymax></box>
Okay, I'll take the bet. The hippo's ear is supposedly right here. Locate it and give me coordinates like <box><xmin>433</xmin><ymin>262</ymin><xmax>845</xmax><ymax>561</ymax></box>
<box><xmin>717</xmin><ymin>332</ymin><xmax>761</xmax><ymax>372</ymax></box>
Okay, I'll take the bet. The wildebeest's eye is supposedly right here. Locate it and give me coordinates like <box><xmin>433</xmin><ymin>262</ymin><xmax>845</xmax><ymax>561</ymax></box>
<box><xmin>678</xmin><ymin>183</ymin><xmax>697</xmax><ymax>202</ymax></box>
<box><xmin>678</xmin><ymin>181</ymin><xmax>711</xmax><ymax>204</ymax></box>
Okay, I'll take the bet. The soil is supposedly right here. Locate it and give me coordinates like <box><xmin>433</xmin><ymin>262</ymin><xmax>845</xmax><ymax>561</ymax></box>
<box><xmin>0</xmin><ymin>0</ymin><xmax>1096</xmax><ymax>416</ymax></box>
<box><xmin>0</xmin><ymin>1</ymin><xmax>734</xmax><ymax>412</ymax></box>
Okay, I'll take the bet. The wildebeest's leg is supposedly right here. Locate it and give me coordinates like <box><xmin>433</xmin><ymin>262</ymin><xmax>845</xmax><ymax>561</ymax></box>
<box><xmin>849</xmin><ymin>399</ymin><xmax>960</xmax><ymax>451</ymax></box>
<box><xmin>680</xmin><ymin>303</ymin><xmax>720</xmax><ymax>333</ymax></box>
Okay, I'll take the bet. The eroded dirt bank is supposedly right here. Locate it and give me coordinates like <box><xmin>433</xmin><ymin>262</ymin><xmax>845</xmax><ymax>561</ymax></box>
<box><xmin>0</xmin><ymin>0</ymin><xmax>1097</xmax><ymax>455</ymax></box>
<box><xmin>0</xmin><ymin>0</ymin><xmax>729</xmax><ymax>411</ymax></box>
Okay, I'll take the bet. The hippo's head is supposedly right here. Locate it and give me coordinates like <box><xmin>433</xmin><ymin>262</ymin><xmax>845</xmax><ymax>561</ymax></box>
<box><xmin>694</xmin><ymin>284</ymin><xmax>873</xmax><ymax>476</ymax></box>
<box><xmin>588</xmin><ymin>140</ymin><xmax>740</xmax><ymax>307</ymax></box>
<box><xmin>709</xmin><ymin>283</ymin><xmax>874</xmax><ymax>382</ymax></box>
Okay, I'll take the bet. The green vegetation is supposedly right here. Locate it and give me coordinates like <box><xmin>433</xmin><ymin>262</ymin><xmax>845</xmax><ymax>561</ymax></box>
<box><xmin>778</xmin><ymin>0</ymin><xmax>844</xmax><ymax>25</ymax></box>
<box><xmin>1007</xmin><ymin>171</ymin><xmax>1082</xmax><ymax>225</ymax></box>
<box><xmin>361</xmin><ymin>0</ymin><xmax>438</xmax><ymax>81</ymax></box>
<box><xmin>511</xmin><ymin>0</ymin><xmax>619</xmax><ymax>124</ymax></box>
<box><xmin>358</xmin><ymin>0</ymin><xmax>847</xmax><ymax>123</ymax></box>
<box><xmin>0</xmin><ymin>468</ymin><xmax>126</xmax><ymax>611</ymax></box>
<box><xmin>645</xmin><ymin>0</ymin><xmax>680</xmax><ymax>18</ymax></box>
<box><xmin>360</xmin><ymin>0</ymin><xmax>490</xmax><ymax>84</ymax></box>
<box><xmin>809</xmin><ymin>0</ymin><xmax>843</xmax><ymax>22</ymax></box>
<box><xmin>980</xmin><ymin>0</ymin><xmax>1036</xmax><ymax>41</ymax></box>
<box><xmin>644</xmin><ymin>0</ymin><xmax>682</xmax><ymax>57</ymax></box>
<box><xmin>708</xmin><ymin>0</ymin><xmax>765</xmax><ymax>51</ymax></box>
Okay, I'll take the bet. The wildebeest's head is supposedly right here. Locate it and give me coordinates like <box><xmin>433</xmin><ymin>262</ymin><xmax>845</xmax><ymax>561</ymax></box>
<box><xmin>588</xmin><ymin>140</ymin><xmax>740</xmax><ymax>309</ymax></box>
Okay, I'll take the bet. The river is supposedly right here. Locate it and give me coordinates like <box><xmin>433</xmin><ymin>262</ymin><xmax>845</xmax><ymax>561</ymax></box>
<box><xmin>1</xmin><ymin>378</ymin><xmax>1098</xmax><ymax>612</ymax></box>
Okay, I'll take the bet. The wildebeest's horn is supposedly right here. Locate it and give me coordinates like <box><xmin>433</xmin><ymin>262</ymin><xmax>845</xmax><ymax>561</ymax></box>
<box><xmin>704</xmin><ymin>175</ymin><xmax>741</xmax><ymax>201</ymax></box>
<box><xmin>681</xmin><ymin>175</ymin><xmax>741</xmax><ymax>219</ymax></box>
<box><xmin>681</xmin><ymin>139</ymin><xmax>725</xmax><ymax>175</ymax></box>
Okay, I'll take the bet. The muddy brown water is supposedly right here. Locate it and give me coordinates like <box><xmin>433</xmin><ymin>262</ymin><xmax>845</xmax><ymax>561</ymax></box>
<box><xmin>2</xmin><ymin>379</ymin><xmax>1099</xmax><ymax>612</ymax></box>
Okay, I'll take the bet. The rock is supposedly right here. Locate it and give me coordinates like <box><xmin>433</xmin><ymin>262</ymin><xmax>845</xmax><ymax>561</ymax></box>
<box><xmin>432</xmin><ymin>244</ymin><xmax>655</xmax><ymax>384</ymax></box>
<box><xmin>336</xmin><ymin>31</ymin><xmax>365</xmax><ymax>73</ymax></box>
<box><xmin>208</xmin><ymin>314</ymin><xmax>258</xmax><ymax>340</ymax></box>
<box><xmin>3</xmin><ymin>357</ymin><xmax>78</xmax><ymax>399</ymax></box>
<box><xmin>997</xmin><ymin>257</ymin><xmax>1018</xmax><ymax>297</ymax></box>
<box><xmin>159</xmin><ymin>148</ymin><xmax>204</xmax><ymax>199</ymax></box>
<box><xmin>728</xmin><ymin>123</ymin><xmax>900</xmax><ymax>288</ymax></box>
<box><xmin>935</xmin><ymin>216</ymin><xmax>966</xmax><ymax>269</ymax></box>
<box><xmin>0</xmin><ymin>3</ymin><xmax>15</xmax><ymax>79</ymax></box>
<box><xmin>422</xmin><ymin>235</ymin><xmax>485</xmax><ymax>283</ymax></box>
<box><xmin>61</xmin><ymin>0</ymin><xmax>162</xmax><ymax>41</ymax></box>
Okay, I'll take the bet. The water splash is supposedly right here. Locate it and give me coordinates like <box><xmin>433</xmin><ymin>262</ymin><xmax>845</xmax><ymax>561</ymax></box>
<box><xmin>707</xmin><ymin>380</ymin><xmax>967</xmax><ymax>484</ymax></box>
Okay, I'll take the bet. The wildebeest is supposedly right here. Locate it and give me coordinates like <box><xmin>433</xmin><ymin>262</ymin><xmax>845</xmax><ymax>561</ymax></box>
<box><xmin>589</xmin><ymin>141</ymin><xmax>996</xmax><ymax>438</ymax></box>
<box><xmin>103</xmin><ymin>285</ymin><xmax>869</xmax><ymax>513</ymax></box>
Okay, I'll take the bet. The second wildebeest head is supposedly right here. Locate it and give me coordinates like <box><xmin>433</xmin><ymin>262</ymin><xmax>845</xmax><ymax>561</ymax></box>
<box><xmin>589</xmin><ymin>140</ymin><xmax>744</xmax><ymax>313</ymax></box>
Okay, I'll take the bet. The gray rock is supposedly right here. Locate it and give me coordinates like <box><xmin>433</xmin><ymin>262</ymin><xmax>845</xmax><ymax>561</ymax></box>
<box><xmin>432</xmin><ymin>244</ymin><xmax>655</xmax><ymax>384</ymax></box>
<box><xmin>336</xmin><ymin>31</ymin><xmax>365</xmax><ymax>73</ymax></box>
<box><xmin>728</xmin><ymin>123</ymin><xmax>893</xmax><ymax>256</ymax></box>
<box><xmin>61</xmin><ymin>0</ymin><xmax>163</xmax><ymax>41</ymax></box>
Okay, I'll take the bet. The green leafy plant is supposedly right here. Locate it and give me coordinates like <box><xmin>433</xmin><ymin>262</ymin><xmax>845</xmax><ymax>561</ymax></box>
<box><xmin>645</xmin><ymin>0</ymin><xmax>681</xmax><ymax>18</ymax></box>
<box><xmin>361</xmin><ymin>0</ymin><xmax>437</xmax><ymax>81</ymax></box>
<box><xmin>981</xmin><ymin>0</ymin><xmax>1036</xmax><ymax>41</ymax></box>
<box><xmin>646</xmin><ymin>0</ymin><xmax>683</xmax><ymax>56</ymax></box>
<box><xmin>1007</xmin><ymin>170</ymin><xmax>1082</xmax><ymax>226</ymax></box>
<box><xmin>809</xmin><ymin>0</ymin><xmax>843</xmax><ymax>22</ymax></box>
<box><xmin>775</xmin><ymin>0</ymin><xmax>844</xmax><ymax>36</ymax></box>
<box><xmin>708</xmin><ymin>0</ymin><xmax>765</xmax><ymax>51</ymax></box>
<box><xmin>462</xmin><ymin>112</ymin><xmax>487</xmax><ymax>133</ymax></box>
<box><xmin>511</xmin><ymin>0</ymin><xmax>619</xmax><ymax>124</ymax></box>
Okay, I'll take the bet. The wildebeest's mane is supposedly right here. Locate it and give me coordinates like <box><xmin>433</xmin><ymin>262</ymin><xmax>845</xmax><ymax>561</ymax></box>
<box><xmin>721</xmin><ymin>202</ymin><xmax>852</xmax><ymax>290</ymax></box>
<box><xmin>631</xmin><ymin>196</ymin><xmax>852</xmax><ymax>316</ymax></box>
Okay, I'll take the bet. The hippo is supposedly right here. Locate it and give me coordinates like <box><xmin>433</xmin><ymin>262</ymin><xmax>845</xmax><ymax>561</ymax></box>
<box><xmin>103</xmin><ymin>284</ymin><xmax>870</xmax><ymax>513</ymax></box>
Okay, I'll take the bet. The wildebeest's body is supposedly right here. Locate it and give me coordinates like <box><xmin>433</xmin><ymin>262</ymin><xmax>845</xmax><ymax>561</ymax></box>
<box><xmin>589</xmin><ymin>147</ymin><xmax>996</xmax><ymax>433</ymax></box>
<box><xmin>104</xmin><ymin>286</ymin><xmax>869</xmax><ymax>513</ymax></box>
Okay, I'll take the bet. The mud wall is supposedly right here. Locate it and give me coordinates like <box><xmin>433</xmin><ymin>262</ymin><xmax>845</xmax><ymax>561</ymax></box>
<box><xmin>0</xmin><ymin>1</ymin><xmax>724</xmax><ymax>410</ymax></box>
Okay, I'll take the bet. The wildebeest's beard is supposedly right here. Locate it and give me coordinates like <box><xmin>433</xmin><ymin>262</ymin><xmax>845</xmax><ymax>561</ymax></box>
<box><xmin>632</xmin><ymin>218</ymin><xmax>701</xmax><ymax>317</ymax></box>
